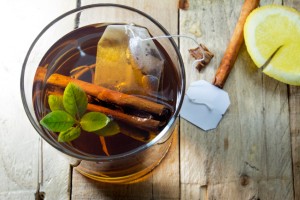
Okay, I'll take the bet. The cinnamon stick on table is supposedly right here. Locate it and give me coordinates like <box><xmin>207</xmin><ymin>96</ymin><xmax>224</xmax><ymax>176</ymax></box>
<box><xmin>47</xmin><ymin>73</ymin><xmax>168</xmax><ymax>116</ymax></box>
<box><xmin>213</xmin><ymin>0</ymin><xmax>260</xmax><ymax>88</ymax></box>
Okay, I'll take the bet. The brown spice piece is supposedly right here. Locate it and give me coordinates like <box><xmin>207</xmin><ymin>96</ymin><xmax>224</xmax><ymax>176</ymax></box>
<box><xmin>87</xmin><ymin>104</ymin><xmax>162</xmax><ymax>131</ymax></box>
<box><xmin>179</xmin><ymin>0</ymin><xmax>189</xmax><ymax>10</ymax></box>
<box><xmin>46</xmin><ymin>88</ymin><xmax>162</xmax><ymax>132</ymax></box>
<box><xmin>46</xmin><ymin>73</ymin><xmax>168</xmax><ymax>116</ymax></box>
<box><xmin>189</xmin><ymin>44</ymin><xmax>214</xmax><ymax>72</ymax></box>
<box><xmin>99</xmin><ymin>136</ymin><xmax>110</xmax><ymax>156</ymax></box>
<box><xmin>35</xmin><ymin>67</ymin><xmax>166</xmax><ymax>132</ymax></box>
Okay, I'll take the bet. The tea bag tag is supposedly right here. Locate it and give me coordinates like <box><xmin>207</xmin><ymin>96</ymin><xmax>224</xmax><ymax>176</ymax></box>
<box><xmin>137</xmin><ymin>35</ymin><xmax>229</xmax><ymax>131</ymax></box>
<box><xmin>180</xmin><ymin>80</ymin><xmax>230</xmax><ymax>131</ymax></box>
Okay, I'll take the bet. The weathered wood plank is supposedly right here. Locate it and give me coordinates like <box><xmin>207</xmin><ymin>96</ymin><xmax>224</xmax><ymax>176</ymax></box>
<box><xmin>179</xmin><ymin>0</ymin><xmax>294</xmax><ymax>199</ymax></box>
<box><xmin>32</xmin><ymin>2</ymin><xmax>78</xmax><ymax>199</ymax></box>
<box><xmin>288</xmin><ymin>86</ymin><xmax>300</xmax><ymax>200</ymax></box>
<box><xmin>79</xmin><ymin>0</ymin><xmax>178</xmax><ymax>35</ymax></box>
<box><xmin>151</xmin><ymin>126</ymin><xmax>180</xmax><ymax>200</ymax></box>
<box><xmin>3</xmin><ymin>0</ymin><xmax>298</xmax><ymax>199</ymax></box>
<box><xmin>0</xmin><ymin>0</ymin><xmax>75</xmax><ymax>199</ymax></box>
<box><xmin>71</xmin><ymin>0</ymin><xmax>180</xmax><ymax>199</ymax></box>
<box><xmin>285</xmin><ymin>2</ymin><xmax>300</xmax><ymax>199</ymax></box>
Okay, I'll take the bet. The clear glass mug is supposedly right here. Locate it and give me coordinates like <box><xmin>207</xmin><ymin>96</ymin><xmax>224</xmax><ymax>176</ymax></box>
<box><xmin>20</xmin><ymin>4</ymin><xmax>185</xmax><ymax>183</ymax></box>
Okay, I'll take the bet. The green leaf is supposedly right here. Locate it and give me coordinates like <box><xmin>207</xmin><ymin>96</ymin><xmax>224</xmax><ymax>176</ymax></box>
<box><xmin>48</xmin><ymin>95</ymin><xmax>64</xmax><ymax>111</ymax></box>
<box><xmin>80</xmin><ymin>112</ymin><xmax>110</xmax><ymax>132</ymax></box>
<box><xmin>58</xmin><ymin>126</ymin><xmax>81</xmax><ymax>142</ymax></box>
<box><xmin>40</xmin><ymin>110</ymin><xmax>75</xmax><ymax>132</ymax></box>
<box><xmin>63</xmin><ymin>83</ymin><xmax>88</xmax><ymax>118</ymax></box>
<box><xmin>94</xmin><ymin>120</ymin><xmax>120</xmax><ymax>137</ymax></box>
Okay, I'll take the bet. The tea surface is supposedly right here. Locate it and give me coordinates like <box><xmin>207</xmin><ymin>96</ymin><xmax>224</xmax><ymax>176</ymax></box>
<box><xmin>33</xmin><ymin>23</ymin><xmax>179</xmax><ymax>156</ymax></box>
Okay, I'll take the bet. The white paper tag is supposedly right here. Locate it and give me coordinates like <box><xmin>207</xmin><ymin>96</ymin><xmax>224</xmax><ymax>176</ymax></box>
<box><xmin>180</xmin><ymin>80</ymin><xmax>230</xmax><ymax>131</ymax></box>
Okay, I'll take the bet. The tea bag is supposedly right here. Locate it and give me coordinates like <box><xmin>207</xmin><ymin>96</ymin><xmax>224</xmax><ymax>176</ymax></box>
<box><xmin>94</xmin><ymin>25</ymin><xmax>164</xmax><ymax>95</ymax></box>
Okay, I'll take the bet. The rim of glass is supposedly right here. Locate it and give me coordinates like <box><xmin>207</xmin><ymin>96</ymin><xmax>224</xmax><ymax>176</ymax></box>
<box><xmin>20</xmin><ymin>3</ymin><xmax>185</xmax><ymax>161</ymax></box>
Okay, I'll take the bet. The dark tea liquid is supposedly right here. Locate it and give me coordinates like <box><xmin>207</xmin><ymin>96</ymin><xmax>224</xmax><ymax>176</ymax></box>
<box><xmin>33</xmin><ymin>23</ymin><xmax>179</xmax><ymax>156</ymax></box>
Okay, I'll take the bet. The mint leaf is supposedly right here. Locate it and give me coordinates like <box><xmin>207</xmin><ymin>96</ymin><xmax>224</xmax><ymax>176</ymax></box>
<box><xmin>80</xmin><ymin>112</ymin><xmax>110</xmax><ymax>132</ymax></box>
<box><xmin>58</xmin><ymin>126</ymin><xmax>81</xmax><ymax>142</ymax></box>
<box><xmin>63</xmin><ymin>83</ymin><xmax>88</xmax><ymax>118</ymax></box>
<box><xmin>48</xmin><ymin>95</ymin><xmax>64</xmax><ymax>111</ymax></box>
<box><xmin>41</xmin><ymin>83</ymin><xmax>114</xmax><ymax>143</ymax></box>
<box><xmin>94</xmin><ymin>120</ymin><xmax>120</xmax><ymax>137</ymax></box>
<box><xmin>40</xmin><ymin>110</ymin><xmax>75</xmax><ymax>132</ymax></box>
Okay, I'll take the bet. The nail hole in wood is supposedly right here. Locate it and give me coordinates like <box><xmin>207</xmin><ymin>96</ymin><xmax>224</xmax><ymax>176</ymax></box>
<box><xmin>240</xmin><ymin>174</ymin><xmax>250</xmax><ymax>186</ymax></box>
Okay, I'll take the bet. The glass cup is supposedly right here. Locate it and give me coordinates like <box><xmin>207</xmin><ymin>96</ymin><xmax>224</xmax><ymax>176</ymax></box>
<box><xmin>20</xmin><ymin>4</ymin><xmax>185</xmax><ymax>183</ymax></box>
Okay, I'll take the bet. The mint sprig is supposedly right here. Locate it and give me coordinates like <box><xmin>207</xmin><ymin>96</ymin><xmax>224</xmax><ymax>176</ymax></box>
<box><xmin>40</xmin><ymin>82</ymin><xmax>120</xmax><ymax>142</ymax></box>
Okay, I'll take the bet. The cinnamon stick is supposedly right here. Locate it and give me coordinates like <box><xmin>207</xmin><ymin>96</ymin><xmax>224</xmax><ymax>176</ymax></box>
<box><xmin>120</xmin><ymin>126</ymin><xmax>156</xmax><ymax>143</ymax></box>
<box><xmin>47</xmin><ymin>89</ymin><xmax>162</xmax><ymax>131</ymax></box>
<box><xmin>47</xmin><ymin>73</ymin><xmax>168</xmax><ymax>116</ymax></box>
<box><xmin>213</xmin><ymin>0</ymin><xmax>259</xmax><ymax>88</ymax></box>
<box><xmin>87</xmin><ymin>104</ymin><xmax>161</xmax><ymax>131</ymax></box>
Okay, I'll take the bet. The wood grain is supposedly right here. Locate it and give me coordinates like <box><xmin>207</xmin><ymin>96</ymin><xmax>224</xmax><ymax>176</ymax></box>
<box><xmin>289</xmin><ymin>86</ymin><xmax>300</xmax><ymax>200</ymax></box>
<box><xmin>0</xmin><ymin>0</ymin><xmax>75</xmax><ymax>199</ymax></box>
<box><xmin>32</xmin><ymin>2</ymin><xmax>77</xmax><ymax>199</ymax></box>
<box><xmin>2</xmin><ymin>0</ymin><xmax>299</xmax><ymax>199</ymax></box>
<box><xmin>285</xmin><ymin>1</ymin><xmax>300</xmax><ymax>199</ymax></box>
<box><xmin>179</xmin><ymin>0</ymin><xmax>294</xmax><ymax>199</ymax></box>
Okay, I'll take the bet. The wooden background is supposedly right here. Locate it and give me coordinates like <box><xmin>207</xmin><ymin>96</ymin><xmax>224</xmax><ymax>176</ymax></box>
<box><xmin>0</xmin><ymin>0</ymin><xmax>299</xmax><ymax>199</ymax></box>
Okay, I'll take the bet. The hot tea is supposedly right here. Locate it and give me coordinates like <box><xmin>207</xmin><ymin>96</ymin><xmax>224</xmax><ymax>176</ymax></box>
<box><xmin>33</xmin><ymin>23</ymin><xmax>179</xmax><ymax>157</ymax></box>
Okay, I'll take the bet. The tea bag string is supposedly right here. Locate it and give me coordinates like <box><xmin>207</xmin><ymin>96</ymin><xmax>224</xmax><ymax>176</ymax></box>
<box><xmin>125</xmin><ymin>25</ymin><xmax>206</xmax><ymax>69</ymax></box>
<box><xmin>142</xmin><ymin>35</ymin><xmax>212</xmax><ymax>111</ymax></box>
<box><xmin>125</xmin><ymin>26</ymin><xmax>213</xmax><ymax>111</ymax></box>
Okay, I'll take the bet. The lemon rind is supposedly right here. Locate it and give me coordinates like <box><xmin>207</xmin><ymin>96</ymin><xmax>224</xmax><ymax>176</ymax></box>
<box><xmin>263</xmin><ymin>63</ymin><xmax>300</xmax><ymax>85</ymax></box>
<box><xmin>244</xmin><ymin>5</ymin><xmax>300</xmax><ymax>67</ymax></box>
<box><xmin>244</xmin><ymin>5</ymin><xmax>300</xmax><ymax>85</ymax></box>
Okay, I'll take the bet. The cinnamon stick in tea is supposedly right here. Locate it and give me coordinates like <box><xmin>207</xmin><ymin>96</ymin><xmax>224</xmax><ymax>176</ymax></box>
<box><xmin>213</xmin><ymin>0</ymin><xmax>259</xmax><ymax>88</ymax></box>
<box><xmin>120</xmin><ymin>124</ymin><xmax>156</xmax><ymax>143</ymax></box>
<box><xmin>47</xmin><ymin>73</ymin><xmax>168</xmax><ymax>116</ymax></box>
<box><xmin>87</xmin><ymin>104</ymin><xmax>162</xmax><ymax>131</ymax></box>
<box><xmin>46</xmin><ymin>88</ymin><xmax>162</xmax><ymax>131</ymax></box>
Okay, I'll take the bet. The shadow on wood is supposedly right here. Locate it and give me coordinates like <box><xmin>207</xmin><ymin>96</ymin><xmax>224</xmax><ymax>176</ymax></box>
<box><xmin>71</xmin><ymin>130</ymin><xmax>180</xmax><ymax>200</ymax></box>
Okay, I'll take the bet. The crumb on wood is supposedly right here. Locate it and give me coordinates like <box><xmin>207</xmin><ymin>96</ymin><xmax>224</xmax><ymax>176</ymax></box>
<box><xmin>179</xmin><ymin>0</ymin><xmax>189</xmax><ymax>10</ymax></box>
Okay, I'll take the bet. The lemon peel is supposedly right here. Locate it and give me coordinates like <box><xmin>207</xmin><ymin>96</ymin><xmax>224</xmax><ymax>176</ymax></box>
<box><xmin>244</xmin><ymin>5</ymin><xmax>300</xmax><ymax>85</ymax></box>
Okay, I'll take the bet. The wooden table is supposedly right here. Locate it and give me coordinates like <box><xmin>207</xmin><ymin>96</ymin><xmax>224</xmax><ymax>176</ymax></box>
<box><xmin>1</xmin><ymin>0</ymin><xmax>299</xmax><ymax>199</ymax></box>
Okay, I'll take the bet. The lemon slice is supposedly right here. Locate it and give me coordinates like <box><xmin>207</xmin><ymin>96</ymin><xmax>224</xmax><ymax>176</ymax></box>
<box><xmin>244</xmin><ymin>5</ymin><xmax>300</xmax><ymax>85</ymax></box>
